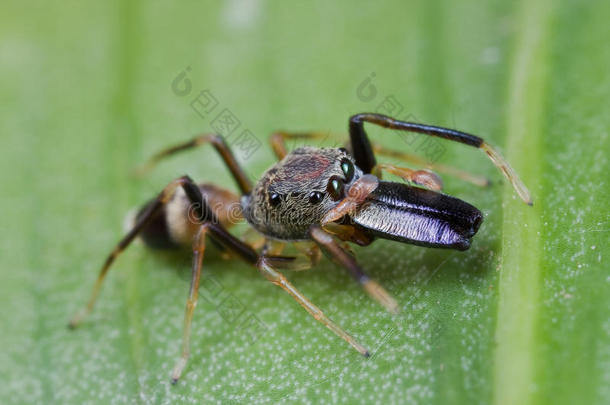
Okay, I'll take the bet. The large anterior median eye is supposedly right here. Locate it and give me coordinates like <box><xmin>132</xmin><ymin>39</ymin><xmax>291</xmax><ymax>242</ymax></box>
<box><xmin>327</xmin><ymin>176</ymin><xmax>344</xmax><ymax>201</ymax></box>
<box><xmin>340</xmin><ymin>158</ymin><xmax>354</xmax><ymax>182</ymax></box>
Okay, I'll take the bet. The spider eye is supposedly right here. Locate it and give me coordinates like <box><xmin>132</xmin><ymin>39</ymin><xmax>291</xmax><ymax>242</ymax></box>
<box><xmin>340</xmin><ymin>158</ymin><xmax>354</xmax><ymax>182</ymax></box>
<box><xmin>269</xmin><ymin>192</ymin><xmax>282</xmax><ymax>207</ymax></box>
<box><xmin>327</xmin><ymin>176</ymin><xmax>344</xmax><ymax>201</ymax></box>
<box><xmin>308</xmin><ymin>191</ymin><xmax>324</xmax><ymax>204</ymax></box>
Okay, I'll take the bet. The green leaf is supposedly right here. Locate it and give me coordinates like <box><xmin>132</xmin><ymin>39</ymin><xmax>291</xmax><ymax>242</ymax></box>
<box><xmin>1</xmin><ymin>0</ymin><xmax>608</xmax><ymax>403</ymax></box>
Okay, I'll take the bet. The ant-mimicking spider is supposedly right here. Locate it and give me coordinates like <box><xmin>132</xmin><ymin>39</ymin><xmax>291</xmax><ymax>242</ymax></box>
<box><xmin>69</xmin><ymin>113</ymin><xmax>532</xmax><ymax>383</ymax></box>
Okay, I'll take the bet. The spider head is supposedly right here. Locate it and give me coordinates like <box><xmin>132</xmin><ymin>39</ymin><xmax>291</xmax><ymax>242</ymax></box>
<box><xmin>242</xmin><ymin>147</ymin><xmax>365</xmax><ymax>240</ymax></box>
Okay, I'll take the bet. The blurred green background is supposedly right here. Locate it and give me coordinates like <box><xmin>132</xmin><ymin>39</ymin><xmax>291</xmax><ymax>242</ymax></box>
<box><xmin>1</xmin><ymin>1</ymin><xmax>608</xmax><ymax>404</ymax></box>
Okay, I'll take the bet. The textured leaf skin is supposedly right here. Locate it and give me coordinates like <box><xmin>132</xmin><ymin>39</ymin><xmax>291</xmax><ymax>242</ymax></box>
<box><xmin>0</xmin><ymin>1</ymin><xmax>608</xmax><ymax>404</ymax></box>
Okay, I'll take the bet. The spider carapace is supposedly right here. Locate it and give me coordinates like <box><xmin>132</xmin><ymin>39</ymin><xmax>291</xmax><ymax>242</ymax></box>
<box><xmin>69</xmin><ymin>113</ymin><xmax>532</xmax><ymax>383</ymax></box>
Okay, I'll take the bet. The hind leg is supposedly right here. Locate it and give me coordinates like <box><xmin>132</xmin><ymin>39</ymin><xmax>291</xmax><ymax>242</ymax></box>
<box><xmin>171</xmin><ymin>223</ymin><xmax>208</xmax><ymax>383</ymax></box>
<box><xmin>68</xmin><ymin>175</ymin><xmax>211</xmax><ymax>328</ymax></box>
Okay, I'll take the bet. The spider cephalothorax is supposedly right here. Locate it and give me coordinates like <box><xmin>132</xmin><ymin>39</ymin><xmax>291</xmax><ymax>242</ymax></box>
<box><xmin>242</xmin><ymin>147</ymin><xmax>363</xmax><ymax>240</ymax></box>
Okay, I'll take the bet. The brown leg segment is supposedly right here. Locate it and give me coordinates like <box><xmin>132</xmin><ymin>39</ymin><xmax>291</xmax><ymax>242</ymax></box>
<box><xmin>257</xmin><ymin>256</ymin><xmax>370</xmax><ymax>357</ymax></box>
<box><xmin>372</xmin><ymin>143</ymin><xmax>490</xmax><ymax>187</ymax></box>
<box><xmin>375</xmin><ymin>163</ymin><xmax>444</xmax><ymax>192</ymax></box>
<box><xmin>270</xmin><ymin>131</ymin><xmax>343</xmax><ymax>160</ymax></box>
<box><xmin>68</xmin><ymin>175</ymin><xmax>208</xmax><ymax>328</ymax></box>
<box><xmin>134</xmin><ymin>134</ymin><xmax>252</xmax><ymax>194</ymax></box>
<box><xmin>69</xmin><ymin>173</ymin><xmax>259</xmax><ymax>383</ymax></box>
<box><xmin>321</xmin><ymin>174</ymin><xmax>379</xmax><ymax>226</ymax></box>
<box><xmin>171</xmin><ymin>224</ymin><xmax>208</xmax><ymax>384</ymax></box>
<box><xmin>292</xmin><ymin>242</ymin><xmax>322</xmax><ymax>269</ymax></box>
<box><xmin>310</xmin><ymin>226</ymin><xmax>399</xmax><ymax>315</ymax></box>
<box><xmin>262</xmin><ymin>242</ymin><xmax>321</xmax><ymax>272</ymax></box>
<box><xmin>71</xmin><ymin>172</ymin><xmax>372</xmax><ymax>382</ymax></box>
<box><xmin>163</xmin><ymin>220</ymin><xmax>369</xmax><ymax>377</ymax></box>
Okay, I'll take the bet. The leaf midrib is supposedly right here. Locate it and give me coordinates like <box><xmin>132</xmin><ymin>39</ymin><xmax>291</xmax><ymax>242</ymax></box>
<box><xmin>493</xmin><ymin>1</ymin><xmax>551</xmax><ymax>404</ymax></box>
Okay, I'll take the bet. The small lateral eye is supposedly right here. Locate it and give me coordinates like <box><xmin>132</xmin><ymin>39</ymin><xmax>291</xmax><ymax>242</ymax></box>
<box><xmin>340</xmin><ymin>158</ymin><xmax>354</xmax><ymax>182</ymax></box>
<box><xmin>327</xmin><ymin>176</ymin><xmax>344</xmax><ymax>201</ymax></box>
<box><xmin>269</xmin><ymin>192</ymin><xmax>282</xmax><ymax>207</ymax></box>
<box><xmin>308</xmin><ymin>191</ymin><xmax>324</xmax><ymax>204</ymax></box>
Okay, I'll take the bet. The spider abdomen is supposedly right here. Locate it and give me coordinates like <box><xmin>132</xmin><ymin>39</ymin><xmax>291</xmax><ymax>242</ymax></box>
<box><xmin>135</xmin><ymin>184</ymin><xmax>241</xmax><ymax>249</ymax></box>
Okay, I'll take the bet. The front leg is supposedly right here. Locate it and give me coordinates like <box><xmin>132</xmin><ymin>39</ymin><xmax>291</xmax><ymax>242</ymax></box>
<box><xmin>257</xmin><ymin>256</ymin><xmax>370</xmax><ymax>357</ymax></box>
<box><xmin>310</xmin><ymin>226</ymin><xmax>399</xmax><ymax>315</ymax></box>
<box><xmin>349</xmin><ymin>113</ymin><xmax>532</xmax><ymax>204</ymax></box>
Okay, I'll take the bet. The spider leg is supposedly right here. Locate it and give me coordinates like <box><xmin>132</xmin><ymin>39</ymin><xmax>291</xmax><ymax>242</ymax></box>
<box><xmin>170</xmin><ymin>221</ymin><xmax>262</xmax><ymax>383</ymax></box>
<box><xmin>269</xmin><ymin>129</ymin><xmax>490</xmax><ymax>189</ymax></box>
<box><xmin>292</xmin><ymin>242</ymin><xmax>322</xmax><ymax>269</ymax></box>
<box><xmin>372</xmin><ymin>143</ymin><xmax>490</xmax><ymax>187</ymax></box>
<box><xmin>321</xmin><ymin>174</ymin><xmax>379</xmax><ymax>226</ymax></box>
<box><xmin>68</xmin><ymin>175</ymin><xmax>212</xmax><ymax>328</ymax></box>
<box><xmin>349</xmin><ymin>113</ymin><xmax>532</xmax><ymax>204</ymax></box>
<box><xmin>134</xmin><ymin>134</ymin><xmax>252</xmax><ymax>194</ymax></box>
<box><xmin>257</xmin><ymin>256</ymin><xmax>370</xmax><ymax>356</ymax></box>
<box><xmin>169</xmin><ymin>221</ymin><xmax>370</xmax><ymax>379</ymax></box>
<box><xmin>269</xmin><ymin>131</ymin><xmax>344</xmax><ymax>160</ymax></box>
<box><xmin>262</xmin><ymin>241</ymin><xmax>321</xmax><ymax>272</ymax></box>
<box><xmin>171</xmin><ymin>223</ymin><xmax>208</xmax><ymax>384</ymax></box>
<box><xmin>310</xmin><ymin>226</ymin><xmax>399</xmax><ymax>315</ymax></box>
<box><xmin>375</xmin><ymin>163</ymin><xmax>444</xmax><ymax>192</ymax></box>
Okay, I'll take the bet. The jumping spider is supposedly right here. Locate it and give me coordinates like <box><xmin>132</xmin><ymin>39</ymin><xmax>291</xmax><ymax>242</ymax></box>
<box><xmin>69</xmin><ymin>113</ymin><xmax>532</xmax><ymax>383</ymax></box>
